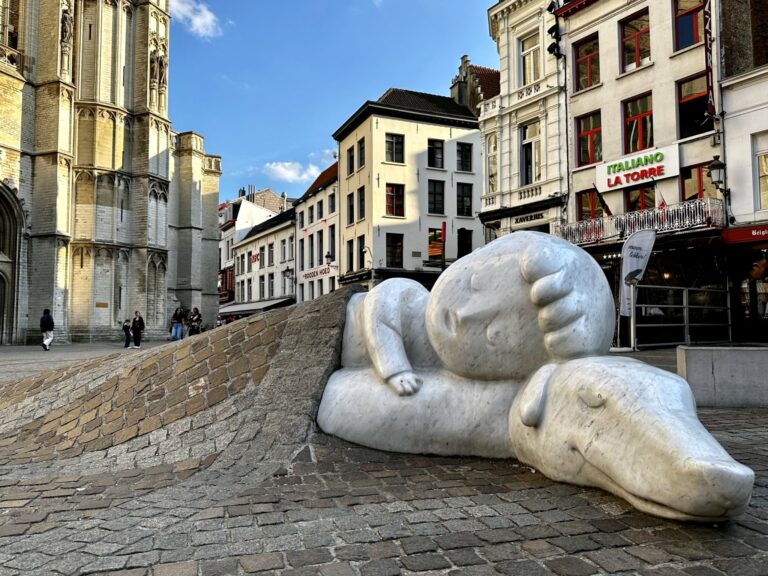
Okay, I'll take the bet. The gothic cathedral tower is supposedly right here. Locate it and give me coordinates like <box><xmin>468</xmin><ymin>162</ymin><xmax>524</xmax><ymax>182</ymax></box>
<box><xmin>0</xmin><ymin>0</ymin><xmax>221</xmax><ymax>344</ymax></box>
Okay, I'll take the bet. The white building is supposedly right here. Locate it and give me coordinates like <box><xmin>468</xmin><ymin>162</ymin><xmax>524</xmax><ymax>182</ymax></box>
<box><xmin>332</xmin><ymin>88</ymin><xmax>485</xmax><ymax>289</ymax></box>
<box><xmin>479</xmin><ymin>0</ymin><xmax>568</xmax><ymax>239</ymax></box>
<box><xmin>224</xmin><ymin>208</ymin><xmax>296</xmax><ymax>319</ymax></box>
<box><xmin>552</xmin><ymin>0</ymin><xmax>728</xmax><ymax>347</ymax></box>
<box><xmin>294</xmin><ymin>163</ymin><xmax>340</xmax><ymax>302</ymax></box>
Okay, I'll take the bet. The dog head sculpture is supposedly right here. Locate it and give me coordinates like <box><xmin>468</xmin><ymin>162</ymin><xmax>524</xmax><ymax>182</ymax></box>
<box><xmin>510</xmin><ymin>356</ymin><xmax>755</xmax><ymax>521</ymax></box>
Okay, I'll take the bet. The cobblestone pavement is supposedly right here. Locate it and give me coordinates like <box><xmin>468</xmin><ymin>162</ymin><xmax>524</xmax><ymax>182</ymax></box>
<box><xmin>0</xmin><ymin>295</ymin><xmax>766</xmax><ymax>575</ymax></box>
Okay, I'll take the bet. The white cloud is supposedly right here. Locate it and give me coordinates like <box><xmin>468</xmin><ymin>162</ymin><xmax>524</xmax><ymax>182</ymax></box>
<box><xmin>308</xmin><ymin>149</ymin><xmax>337</xmax><ymax>165</ymax></box>
<box><xmin>170</xmin><ymin>0</ymin><xmax>222</xmax><ymax>39</ymax></box>
<box><xmin>263</xmin><ymin>162</ymin><xmax>320</xmax><ymax>184</ymax></box>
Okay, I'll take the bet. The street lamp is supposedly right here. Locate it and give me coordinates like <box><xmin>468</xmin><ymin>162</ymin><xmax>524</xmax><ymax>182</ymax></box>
<box><xmin>707</xmin><ymin>155</ymin><xmax>726</xmax><ymax>189</ymax></box>
<box><xmin>324</xmin><ymin>252</ymin><xmax>338</xmax><ymax>269</ymax></box>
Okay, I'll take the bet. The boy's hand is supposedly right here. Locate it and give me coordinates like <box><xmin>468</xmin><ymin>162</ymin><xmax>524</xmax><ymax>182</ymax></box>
<box><xmin>387</xmin><ymin>371</ymin><xmax>422</xmax><ymax>396</ymax></box>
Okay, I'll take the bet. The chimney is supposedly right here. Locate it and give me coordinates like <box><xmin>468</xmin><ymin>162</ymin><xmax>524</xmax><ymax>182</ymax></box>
<box><xmin>451</xmin><ymin>55</ymin><xmax>470</xmax><ymax>106</ymax></box>
<box><xmin>281</xmin><ymin>191</ymin><xmax>287</xmax><ymax>213</ymax></box>
<box><xmin>238</xmin><ymin>187</ymin><xmax>245</xmax><ymax>198</ymax></box>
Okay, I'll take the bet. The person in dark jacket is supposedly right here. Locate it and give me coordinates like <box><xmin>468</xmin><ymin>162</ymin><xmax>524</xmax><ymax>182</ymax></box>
<box><xmin>131</xmin><ymin>311</ymin><xmax>145</xmax><ymax>349</ymax></box>
<box><xmin>170</xmin><ymin>307</ymin><xmax>185</xmax><ymax>340</ymax></box>
<box><xmin>187</xmin><ymin>307</ymin><xmax>202</xmax><ymax>336</ymax></box>
<box><xmin>40</xmin><ymin>309</ymin><xmax>55</xmax><ymax>351</ymax></box>
<box><xmin>122</xmin><ymin>319</ymin><xmax>132</xmax><ymax>349</ymax></box>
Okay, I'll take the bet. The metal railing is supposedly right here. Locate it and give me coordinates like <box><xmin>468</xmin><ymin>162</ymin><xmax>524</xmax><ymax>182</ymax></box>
<box><xmin>556</xmin><ymin>198</ymin><xmax>725</xmax><ymax>245</ymax></box>
<box><xmin>632</xmin><ymin>284</ymin><xmax>731</xmax><ymax>348</ymax></box>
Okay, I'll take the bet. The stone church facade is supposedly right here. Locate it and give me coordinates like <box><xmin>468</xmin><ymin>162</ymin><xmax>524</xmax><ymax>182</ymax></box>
<box><xmin>0</xmin><ymin>0</ymin><xmax>221</xmax><ymax>343</ymax></box>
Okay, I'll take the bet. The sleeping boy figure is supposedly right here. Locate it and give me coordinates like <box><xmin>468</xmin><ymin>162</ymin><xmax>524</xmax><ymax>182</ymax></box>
<box><xmin>317</xmin><ymin>231</ymin><xmax>615</xmax><ymax>457</ymax></box>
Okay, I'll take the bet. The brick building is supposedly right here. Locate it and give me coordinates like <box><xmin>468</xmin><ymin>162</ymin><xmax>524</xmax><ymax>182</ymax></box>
<box><xmin>0</xmin><ymin>0</ymin><xmax>220</xmax><ymax>343</ymax></box>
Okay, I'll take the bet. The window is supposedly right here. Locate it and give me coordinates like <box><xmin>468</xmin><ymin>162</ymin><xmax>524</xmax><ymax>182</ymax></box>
<box><xmin>428</xmin><ymin>228</ymin><xmax>443</xmax><ymax>263</ymax></box>
<box><xmin>318</xmin><ymin>279</ymin><xmax>324</xmax><ymax>297</ymax></box>
<box><xmin>346</xmin><ymin>193</ymin><xmax>354</xmax><ymax>225</ymax></box>
<box><xmin>457</xmin><ymin>142</ymin><xmax>472</xmax><ymax>172</ymax></box>
<box><xmin>247</xmin><ymin>278</ymin><xmax>252</xmax><ymax>301</ymax></box>
<box><xmin>259</xmin><ymin>275</ymin><xmax>265</xmax><ymax>299</ymax></box>
<box><xmin>280</xmin><ymin>239</ymin><xmax>286</xmax><ymax>262</ymax></box>
<box><xmin>329</xmin><ymin>193</ymin><xmax>336</xmax><ymax>214</ymax></box>
<box><xmin>386</xmin><ymin>183</ymin><xmax>405</xmax><ymax>217</ymax></box>
<box><xmin>521</xmin><ymin>121</ymin><xmax>541</xmax><ymax>185</ymax></box>
<box><xmin>575</xmin><ymin>36</ymin><xmax>600</xmax><ymax>90</ymax></box>
<box><xmin>625</xmin><ymin>186</ymin><xmax>655</xmax><ymax>212</ymax></box>
<box><xmin>487</xmin><ymin>134</ymin><xmax>498</xmax><ymax>195</ymax></box>
<box><xmin>346</xmin><ymin>146</ymin><xmax>354</xmax><ymax>176</ymax></box>
<box><xmin>428</xmin><ymin>180</ymin><xmax>445</xmax><ymax>214</ymax></box>
<box><xmin>386</xmin><ymin>233</ymin><xmax>404</xmax><ymax>268</ymax></box>
<box><xmin>624</xmin><ymin>94</ymin><xmax>653</xmax><ymax>153</ymax></box>
<box><xmin>298</xmin><ymin>211</ymin><xmax>304</xmax><ymax>229</ymax></box>
<box><xmin>308</xmin><ymin>206</ymin><xmax>314</xmax><ymax>225</ymax></box>
<box><xmin>299</xmin><ymin>239</ymin><xmax>305</xmax><ymax>271</ymax></box>
<box><xmin>428</xmin><ymin>139</ymin><xmax>444</xmax><ymax>168</ymax></box>
<box><xmin>299</xmin><ymin>284</ymin><xmax>304</xmax><ymax>303</ymax></box>
<box><xmin>681</xmin><ymin>164</ymin><xmax>718</xmax><ymax>201</ymax></box>
<box><xmin>622</xmin><ymin>12</ymin><xmax>651</xmax><ymax>72</ymax></box>
<box><xmin>259</xmin><ymin>246</ymin><xmax>265</xmax><ymax>269</ymax></box>
<box><xmin>240</xmin><ymin>254</ymin><xmax>245</xmax><ymax>275</ymax></box>
<box><xmin>386</xmin><ymin>133</ymin><xmax>404</xmax><ymax>163</ymax></box>
<box><xmin>247</xmin><ymin>251</ymin><xmax>253</xmax><ymax>273</ymax></box>
<box><xmin>329</xmin><ymin>277</ymin><xmax>335</xmax><ymax>292</ymax></box>
<box><xmin>675</xmin><ymin>0</ymin><xmax>704</xmax><ymax>51</ymax></box>
<box><xmin>578</xmin><ymin>190</ymin><xmax>605</xmax><ymax>220</ymax></box>
<box><xmin>357</xmin><ymin>235</ymin><xmax>366</xmax><ymax>269</ymax></box>
<box><xmin>288</xmin><ymin>235</ymin><xmax>294</xmax><ymax>259</ymax></box>
<box><xmin>317</xmin><ymin>200</ymin><xmax>323</xmax><ymax>220</ymax></box>
<box><xmin>268</xmin><ymin>273</ymin><xmax>274</xmax><ymax>298</ymax></box>
<box><xmin>678</xmin><ymin>75</ymin><xmax>712</xmax><ymax>139</ymax></box>
<box><xmin>759</xmin><ymin>153</ymin><xmax>768</xmax><ymax>210</ymax></box>
<box><xmin>309</xmin><ymin>281</ymin><xmax>315</xmax><ymax>300</ymax></box>
<box><xmin>521</xmin><ymin>33</ymin><xmax>540</xmax><ymax>85</ymax></box>
<box><xmin>328</xmin><ymin>224</ymin><xmax>336</xmax><ymax>261</ymax></box>
<box><xmin>357</xmin><ymin>138</ymin><xmax>365</xmax><ymax>169</ymax></box>
<box><xmin>457</xmin><ymin>183</ymin><xmax>473</xmax><ymax>217</ymax></box>
<box><xmin>268</xmin><ymin>243</ymin><xmax>274</xmax><ymax>266</ymax></box>
<box><xmin>357</xmin><ymin>186</ymin><xmax>365</xmax><ymax>220</ymax></box>
<box><xmin>577</xmin><ymin>112</ymin><xmax>602</xmax><ymax>166</ymax></box>
<box><xmin>457</xmin><ymin>228</ymin><xmax>472</xmax><ymax>258</ymax></box>
<box><xmin>308</xmin><ymin>234</ymin><xmax>315</xmax><ymax>268</ymax></box>
<box><xmin>346</xmin><ymin>239</ymin><xmax>354</xmax><ymax>272</ymax></box>
<box><xmin>317</xmin><ymin>230</ymin><xmax>324</xmax><ymax>268</ymax></box>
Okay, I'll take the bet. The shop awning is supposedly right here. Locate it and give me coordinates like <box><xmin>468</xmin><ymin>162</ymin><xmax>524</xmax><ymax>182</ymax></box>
<box><xmin>218</xmin><ymin>298</ymin><xmax>293</xmax><ymax>316</ymax></box>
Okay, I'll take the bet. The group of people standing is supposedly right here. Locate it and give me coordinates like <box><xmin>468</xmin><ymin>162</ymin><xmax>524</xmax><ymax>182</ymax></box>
<box><xmin>41</xmin><ymin>305</ymin><xmax>204</xmax><ymax>351</ymax></box>
<box><xmin>170</xmin><ymin>306</ymin><xmax>203</xmax><ymax>341</ymax></box>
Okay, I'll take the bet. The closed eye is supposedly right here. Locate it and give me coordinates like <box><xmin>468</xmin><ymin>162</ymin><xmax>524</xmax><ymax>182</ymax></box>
<box><xmin>579</xmin><ymin>387</ymin><xmax>606</xmax><ymax>408</ymax></box>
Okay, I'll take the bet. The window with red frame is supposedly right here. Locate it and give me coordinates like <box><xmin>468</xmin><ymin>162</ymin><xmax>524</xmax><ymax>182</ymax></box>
<box><xmin>386</xmin><ymin>183</ymin><xmax>405</xmax><ymax>217</ymax></box>
<box><xmin>678</xmin><ymin>75</ymin><xmax>713</xmax><ymax>139</ymax></box>
<box><xmin>577</xmin><ymin>112</ymin><xmax>602</xmax><ymax>166</ymax></box>
<box><xmin>624</xmin><ymin>94</ymin><xmax>653</xmax><ymax>153</ymax></box>
<box><xmin>578</xmin><ymin>190</ymin><xmax>604</xmax><ymax>220</ymax></box>
<box><xmin>675</xmin><ymin>0</ymin><xmax>704</xmax><ymax>51</ymax></box>
<box><xmin>575</xmin><ymin>36</ymin><xmax>600</xmax><ymax>91</ymax></box>
<box><xmin>625</xmin><ymin>186</ymin><xmax>655</xmax><ymax>212</ymax></box>
<box><xmin>681</xmin><ymin>164</ymin><xmax>718</xmax><ymax>201</ymax></box>
<box><xmin>622</xmin><ymin>12</ymin><xmax>651</xmax><ymax>72</ymax></box>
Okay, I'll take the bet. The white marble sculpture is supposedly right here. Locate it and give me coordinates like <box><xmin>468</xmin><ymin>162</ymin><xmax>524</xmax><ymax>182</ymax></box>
<box><xmin>317</xmin><ymin>231</ymin><xmax>754</xmax><ymax>520</ymax></box>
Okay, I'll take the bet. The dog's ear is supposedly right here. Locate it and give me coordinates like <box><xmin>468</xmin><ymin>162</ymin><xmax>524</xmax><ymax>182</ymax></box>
<box><xmin>518</xmin><ymin>363</ymin><xmax>558</xmax><ymax>427</ymax></box>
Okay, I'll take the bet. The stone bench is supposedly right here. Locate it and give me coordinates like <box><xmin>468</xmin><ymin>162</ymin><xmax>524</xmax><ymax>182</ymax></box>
<box><xmin>677</xmin><ymin>346</ymin><xmax>768</xmax><ymax>407</ymax></box>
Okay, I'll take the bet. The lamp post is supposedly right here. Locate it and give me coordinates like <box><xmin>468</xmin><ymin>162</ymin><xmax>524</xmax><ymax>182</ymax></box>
<box><xmin>707</xmin><ymin>155</ymin><xmax>734</xmax><ymax>224</ymax></box>
<box><xmin>324</xmin><ymin>251</ymin><xmax>338</xmax><ymax>269</ymax></box>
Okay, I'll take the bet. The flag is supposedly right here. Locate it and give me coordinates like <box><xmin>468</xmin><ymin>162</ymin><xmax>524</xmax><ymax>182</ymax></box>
<box><xmin>592</xmin><ymin>183</ymin><xmax>612</xmax><ymax>216</ymax></box>
<box><xmin>619</xmin><ymin>229</ymin><xmax>656</xmax><ymax>316</ymax></box>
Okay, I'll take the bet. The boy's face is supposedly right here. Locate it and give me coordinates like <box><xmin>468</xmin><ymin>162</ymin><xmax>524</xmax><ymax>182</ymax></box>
<box><xmin>426</xmin><ymin>252</ymin><xmax>547</xmax><ymax>380</ymax></box>
<box><xmin>748</xmin><ymin>258</ymin><xmax>768</xmax><ymax>281</ymax></box>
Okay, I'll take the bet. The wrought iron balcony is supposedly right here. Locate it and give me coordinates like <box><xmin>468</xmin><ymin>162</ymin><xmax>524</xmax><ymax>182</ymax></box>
<box><xmin>554</xmin><ymin>197</ymin><xmax>725</xmax><ymax>246</ymax></box>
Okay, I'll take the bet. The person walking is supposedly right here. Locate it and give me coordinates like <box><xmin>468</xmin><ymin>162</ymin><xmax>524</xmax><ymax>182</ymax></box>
<box><xmin>122</xmin><ymin>319</ymin><xmax>132</xmax><ymax>349</ymax></box>
<box><xmin>131</xmin><ymin>311</ymin><xmax>145</xmax><ymax>349</ymax></box>
<box><xmin>40</xmin><ymin>308</ymin><xmax>54</xmax><ymax>351</ymax></box>
<box><xmin>170</xmin><ymin>307</ymin><xmax>185</xmax><ymax>340</ymax></box>
<box><xmin>187</xmin><ymin>307</ymin><xmax>202</xmax><ymax>336</ymax></box>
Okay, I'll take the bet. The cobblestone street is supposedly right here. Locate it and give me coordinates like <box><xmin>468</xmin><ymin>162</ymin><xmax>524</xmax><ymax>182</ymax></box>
<box><xmin>0</xmin><ymin>294</ymin><xmax>766</xmax><ymax>576</ymax></box>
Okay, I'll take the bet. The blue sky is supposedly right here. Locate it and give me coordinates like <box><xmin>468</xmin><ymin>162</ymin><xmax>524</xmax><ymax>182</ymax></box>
<box><xmin>168</xmin><ymin>0</ymin><xmax>500</xmax><ymax>202</ymax></box>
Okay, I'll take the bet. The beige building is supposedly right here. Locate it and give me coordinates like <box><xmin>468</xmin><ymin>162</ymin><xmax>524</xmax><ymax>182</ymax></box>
<box><xmin>0</xmin><ymin>0</ymin><xmax>220</xmax><ymax>343</ymax></box>
<box><xmin>333</xmin><ymin>89</ymin><xmax>484</xmax><ymax>289</ymax></box>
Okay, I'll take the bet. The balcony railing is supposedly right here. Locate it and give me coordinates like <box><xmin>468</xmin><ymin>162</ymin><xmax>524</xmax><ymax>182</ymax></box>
<box><xmin>555</xmin><ymin>197</ymin><xmax>725</xmax><ymax>245</ymax></box>
<box><xmin>0</xmin><ymin>44</ymin><xmax>22</xmax><ymax>73</ymax></box>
